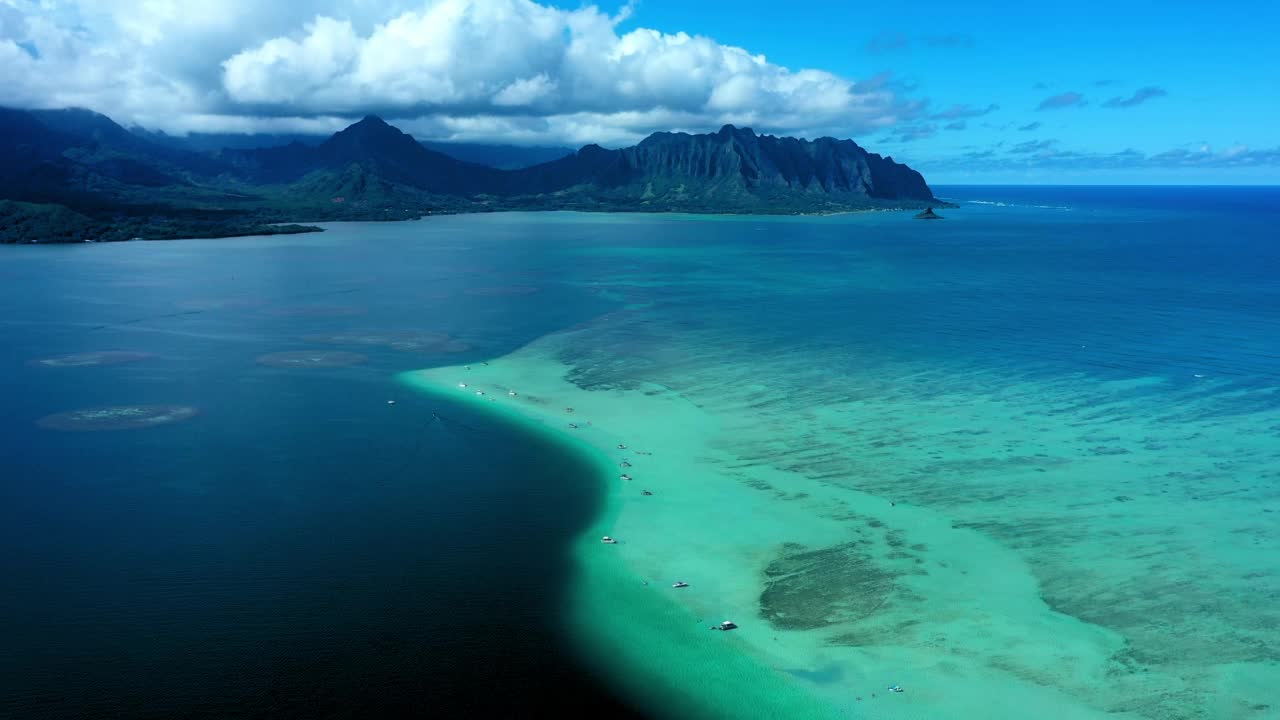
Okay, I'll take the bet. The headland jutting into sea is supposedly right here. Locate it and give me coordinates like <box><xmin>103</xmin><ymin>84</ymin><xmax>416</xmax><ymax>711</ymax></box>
<box><xmin>1</xmin><ymin>106</ymin><xmax>945</xmax><ymax>244</ymax></box>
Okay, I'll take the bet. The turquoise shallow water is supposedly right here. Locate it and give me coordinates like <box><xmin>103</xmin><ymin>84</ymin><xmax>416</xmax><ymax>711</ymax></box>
<box><xmin>403</xmin><ymin>188</ymin><xmax>1280</xmax><ymax>718</ymax></box>
<box><xmin>4</xmin><ymin>188</ymin><xmax>1280</xmax><ymax>718</ymax></box>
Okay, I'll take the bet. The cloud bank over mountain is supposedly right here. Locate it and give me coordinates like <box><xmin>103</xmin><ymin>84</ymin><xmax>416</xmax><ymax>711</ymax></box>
<box><xmin>3</xmin><ymin>0</ymin><xmax>1273</xmax><ymax>181</ymax></box>
<box><xmin>0</xmin><ymin>0</ymin><xmax>920</xmax><ymax>145</ymax></box>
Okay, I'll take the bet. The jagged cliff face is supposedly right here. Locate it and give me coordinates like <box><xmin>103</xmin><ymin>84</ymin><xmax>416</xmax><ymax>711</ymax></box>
<box><xmin>617</xmin><ymin>126</ymin><xmax>934</xmax><ymax>200</ymax></box>
<box><xmin>121</xmin><ymin>114</ymin><xmax>939</xmax><ymax>210</ymax></box>
<box><xmin>505</xmin><ymin>124</ymin><xmax>936</xmax><ymax>209</ymax></box>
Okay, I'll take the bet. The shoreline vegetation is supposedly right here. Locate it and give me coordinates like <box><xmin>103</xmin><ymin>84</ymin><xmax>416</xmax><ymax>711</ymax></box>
<box><xmin>0</xmin><ymin>200</ymin><xmax>954</xmax><ymax>245</ymax></box>
<box><xmin>1</xmin><ymin>107</ymin><xmax>947</xmax><ymax>244</ymax></box>
<box><xmin>0</xmin><ymin>197</ymin><xmax>952</xmax><ymax>244</ymax></box>
<box><xmin>0</xmin><ymin>199</ymin><xmax>324</xmax><ymax>243</ymax></box>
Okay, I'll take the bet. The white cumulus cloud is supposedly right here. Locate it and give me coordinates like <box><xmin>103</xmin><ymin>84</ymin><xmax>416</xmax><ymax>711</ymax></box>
<box><xmin>1</xmin><ymin>0</ymin><xmax>920</xmax><ymax>145</ymax></box>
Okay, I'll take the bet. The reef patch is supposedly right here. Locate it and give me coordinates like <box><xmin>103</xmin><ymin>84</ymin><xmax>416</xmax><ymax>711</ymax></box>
<box><xmin>256</xmin><ymin>350</ymin><xmax>368</xmax><ymax>368</ymax></box>
<box><xmin>760</xmin><ymin>542</ymin><xmax>897</xmax><ymax>631</ymax></box>
<box><xmin>37</xmin><ymin>405</ymin><xmax>198</xmax><ymax>431</ymax></box>
<box><xmin>303</xmin><ymin>331</ymin><xmax>470</xmax><ymax>354</ymax></box>
<box><xmin>28</xmin><ymin>351</ymin><xmax>154</xmax><ymax>368</ymax></box>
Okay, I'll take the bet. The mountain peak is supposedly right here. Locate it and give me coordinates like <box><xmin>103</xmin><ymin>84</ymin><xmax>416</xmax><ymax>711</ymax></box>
<box><xmin>337</xmin><ymin>115</ymin><xmax>399</xmax><ymax>138</ymax></box>
<box><xmin>325</xmin><ymin>115</ymin><xmax>413</xmax><ymax>150</ymax></box>
<box><xmin>29</xmin><ymin>106</ymin><xmax>134</xmax><ymax>145</ymax></box>
<box><xmin>717</xmin><ymin>124</ymin><xmax>756</xmax><ymax>138</ymax></box>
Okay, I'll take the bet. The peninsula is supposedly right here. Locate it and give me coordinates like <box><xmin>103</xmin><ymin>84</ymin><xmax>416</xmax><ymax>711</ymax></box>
<box><xmin>1</xmin><ymin>108</ymin><xmax>944</xmax><ymax>243</ymax></box>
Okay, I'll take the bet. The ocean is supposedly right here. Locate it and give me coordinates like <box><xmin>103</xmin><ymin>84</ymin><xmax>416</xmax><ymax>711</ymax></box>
<box><xmin>3</xmin><ymin>186</ymin><xmax>1279</xmax><ymax>719</ymax></box>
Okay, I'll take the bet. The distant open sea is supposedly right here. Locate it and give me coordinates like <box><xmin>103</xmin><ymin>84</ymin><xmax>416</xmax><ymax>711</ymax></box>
<box><xmin>2</xmin><ymin>186</ymin><xmax>1278</xmax><ymax>719</ymax></box>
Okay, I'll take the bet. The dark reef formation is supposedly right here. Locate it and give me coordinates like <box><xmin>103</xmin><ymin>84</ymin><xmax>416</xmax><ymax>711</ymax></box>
<box><xmin>36</xmin><ymin>405</ymin><xmax>198</xmax><ymax>431</ymax></box>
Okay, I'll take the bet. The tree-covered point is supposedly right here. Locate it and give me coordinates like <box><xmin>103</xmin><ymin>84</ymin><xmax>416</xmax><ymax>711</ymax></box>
<box><xmin>0</xmin><ymin>200</ymin><xmax>320</xmax><ymax>244</ymax></box>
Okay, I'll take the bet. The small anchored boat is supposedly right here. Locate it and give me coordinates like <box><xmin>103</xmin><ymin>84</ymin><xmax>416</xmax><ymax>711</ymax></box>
<box><xmin>672</xmin><ymin>581</ymin><xmax>689</xmax><ymax>588</ymax></box>
<box><xmin>601</xmin><ymin>536</ymin><xmax>618</xmax><ymax>544</ymax></box>
<box><xmin>712</xmin><ymin>620</ymin><xmax>737</xmax><ymax>631</ymax></box>
<box><xmin>617</xmin><ymin>444</ymin><xmax>627</xmax><ymax>450</ymax></box>
<box><xmin>568</xmin><ymin>423</ymin><xmax>579</xmax><ymax>429</ymax></box>
<box><xmin>620</xmin><ymin>474</ymin><xmax>632</xmax><ymax>481</ymax></box>
<box><xmin>641</xmin><ymin>490</ymin><xmax>653</xmax><ymax>496</ymax></box>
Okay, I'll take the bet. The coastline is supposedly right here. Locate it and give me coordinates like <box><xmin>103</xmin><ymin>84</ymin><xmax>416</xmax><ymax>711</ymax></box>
<box><xmin>3</xmin><ymin>202</ymin><xmax>954</xmax><ymax>245</ymax></box>
<box><xmin>399</xmin><ymin>357</ymin><xmax>842</xmax><ymax>719</ymax></box>
<box><xmin>399</xmin><ymin>329</ymin><xmax>1128</xmax><ymax>719</ymax></box>
<box><xmin>11</xmin><ymin>191</ymin><xmax>1279</xmax><ymax>718</ymax></box>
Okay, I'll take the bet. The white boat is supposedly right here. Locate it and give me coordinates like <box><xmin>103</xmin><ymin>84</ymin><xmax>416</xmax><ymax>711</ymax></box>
<box><xmin>601</xmin><ymin>536</ymin><xmax>618</xmax><ymax>544</ymax></box>
<box><xmin>672</xmin><ymin>581</ymin><xmax>689</xmax><ymax>588</ymax></box>
<box><xmin>715</xmin><ymin>620</ymin><xmax>737</xmax><ymax>631</ymax></box>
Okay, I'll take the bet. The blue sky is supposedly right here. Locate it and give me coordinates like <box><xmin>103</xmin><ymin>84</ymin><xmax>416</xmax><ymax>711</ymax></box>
<box><xmin>2</xmin><ymin>0</ymin><xmax>1276</xmax><ymax>183</ymax></box>
<box><xmin>591</xmin><ymin>0</ymin><xmax>1280</xmax><ymax>183</ymax></box>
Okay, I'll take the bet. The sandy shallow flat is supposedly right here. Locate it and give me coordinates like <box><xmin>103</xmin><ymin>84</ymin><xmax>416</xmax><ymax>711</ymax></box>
<box><xmin>404</xmin><ymin>314</ymin><xmax>1280</xmax><ymax>718</ymax></box>
<box><xmin>395</xmin><ymin>203</ymin><xmax>1280</xmax><ymax>719</ymax></box>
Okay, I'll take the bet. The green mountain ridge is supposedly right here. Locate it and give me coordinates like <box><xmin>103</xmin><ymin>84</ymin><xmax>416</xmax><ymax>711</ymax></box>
<box><xmin>1</xmin><ymin>108</ymin><xmax>945</xmax><ymax>244</ymax></box>
<box><xmin>130</xmin><ymin>127</ymin><xmax>573</xmax><ymax>170</ymax></box>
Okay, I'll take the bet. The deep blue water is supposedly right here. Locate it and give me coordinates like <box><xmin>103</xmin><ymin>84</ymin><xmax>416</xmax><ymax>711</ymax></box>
<box><xmin>2</xmin><ymin>187</ymin><xmax>1278</xmax><ymax>719</ymax></box>
<box><xmin>925</xmin><ymin>186</ymin><xmax>1280</xmax><ymax>383</ymax></box>
<box><xmin>0</xmin><ymin>229</ymin><xmax>640</xmax><ymax>718</ymax></box>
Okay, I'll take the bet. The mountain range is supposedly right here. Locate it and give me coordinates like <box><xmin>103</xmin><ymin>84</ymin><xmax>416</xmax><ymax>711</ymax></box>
<box><xmin>133</xmin><ymin>128</ymin><xmax>574</xmax><ymax>170</ymax></box>
<box><xmin>0</xmin><ymin>107</ymin><xmax>942</xmax><ymax>243</ymax></box>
